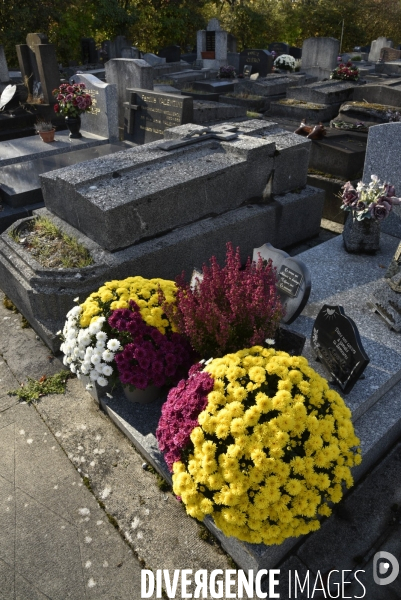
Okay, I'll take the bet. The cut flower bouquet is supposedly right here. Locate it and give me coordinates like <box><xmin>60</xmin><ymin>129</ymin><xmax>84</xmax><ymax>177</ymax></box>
<box><xmin>341</xmin><ymin>175</ymin><xmax>400</xmax><ymax>221</ymax></box>
<box><xmin>53</xmin><ymin>83</ymin><xmax>95</xmax><ymax>117</ymax></box>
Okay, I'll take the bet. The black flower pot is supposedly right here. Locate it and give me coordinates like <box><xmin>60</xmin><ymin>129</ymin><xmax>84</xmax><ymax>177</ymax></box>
<box><xmin>65</xmin><ymin>115</ymin><xmax>82</xmax><ymax>139</ymax></box>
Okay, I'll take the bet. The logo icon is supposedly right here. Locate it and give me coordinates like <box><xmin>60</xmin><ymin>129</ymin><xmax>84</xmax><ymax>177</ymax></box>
<box><xmin>373</xmin><ymin>551</ymin><xmax>399</xmax><ymax>586</ymax></box>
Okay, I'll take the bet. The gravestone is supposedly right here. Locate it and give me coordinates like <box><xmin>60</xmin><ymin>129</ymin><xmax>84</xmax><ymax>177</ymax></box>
<box><xmin>239</xmin><ymin>49</ymin><xmax>273</xmax><ymax>76</ymax></box>
<box><xmin>370</xmin><ymin>241</ymin><xmax>401</xmax><ymax>331</ymax></box>
<box><xmin>311</xmin><ymin>304</ymin><xmax>370</xmax><ymax>393</ymax></box>
<box><xmin>143</xmin><ymin>53</ymin><xmax>166</xmax><ymax>67</ymax></box>
<box><xmin>227</xmin><ymin>34</ymin><xmax>237</xmax><ymax>53</ymax></box>
<box><xmin>362</xmin><ymin>121</ymin><xmax>401</xmax><ymax>237</ymax></box>
<box><xmin>252</xmin><ymin>243</ymin><xmax>311</xmax><ymax>324</ymax></box>
<box><xmin>197</xmin><ymin>19</ymin><xmax>228</xmax><ymax>70</ymax></box>
<box><xmin>0</xmin><ymin>45</ymin><xmax>10</xmax><ymax>83</ymax></box>
<box><xmin>368</xmin><ymin>37</ymin><xmax>393</xmax><ymax>62</ymax></box>
<box><xmin>16</xmin><ymin>33</ymin><xmax>60</xmax><ymax>103</ymax></box>
<box><xmin>158</xmin><ymin>45</ymin><xmax>181</xmax><ymax>63</ymax></box>
<box><xmin>301</xmin><ymin>37</ymin><xmax>339</xmax><ymax>80</ymax></box>
<box><xmin>380</xmin><ymin>47</ymin><xmax>401</xmax><ymax>62</ymax></box>
<box><xmin>109</xmin><ymin>36</ymin><xmax>130</xmax><ymax>59</ymax></box>
<box><xmin>101</xmin><ymin>40</ymin><xmax>110</xmax><ymax>63</ymax></box>
<box><xmin>124</xmin><ymin>88</ymin><xmax>193</xmax><ymax>144</ymax></box>
<box><xmin>121</xmin><ymin>47</ymin><xmax>140</xmax><ymax>59</ymax></box>
<box><xmin>268</xmin><ymin>42</ymin><xmax>290</xmax><ymax>57</ymax></box>
<box><xmin>105</xmin><ymin>58</ymin><xmax>153</xmax><ymax>132</ymax></box>
<box><xmin>289</xmin><ymin>46</ymin><xmax>302</xmax><ymax>60</ymax></box>
<box><xmin>81</xmin><ymin>38</ymin><xmax>97</xmax><ymax>64</ymax></box>
<box><xmin>70</xmin><ymin>73</ymin><xmax>119</xmax><ymax>142</ymax></box>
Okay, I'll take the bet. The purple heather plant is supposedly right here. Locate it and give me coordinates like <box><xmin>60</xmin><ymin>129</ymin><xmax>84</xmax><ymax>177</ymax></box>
<box><xmin>156</xmin><ymin>363</ymin><xmax>214</xmax><ymax>471</ymax></box>
<box><xmin>108</xmin><ymin>302</ymin><xmax>195</xmax><ymax>389</ymax></box>
<box><xmin>160</xmin><ymin>243</ymin><xmax>284</xmax><ymax>359</ymax></box>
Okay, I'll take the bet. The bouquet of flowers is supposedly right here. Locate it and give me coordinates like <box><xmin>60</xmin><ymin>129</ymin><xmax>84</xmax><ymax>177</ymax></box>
<box><xmin>158</xmin><ymin>347</ymin><xmax>361</xmax><ymax>545</ymax></box>
<box><xmin>341</xmin><ymin>175</ymin><xmax>401</xmax><ymax>221</ymax></box>
<box><xmin>160</xmin><ymin>243</ymin><xmax>284</xmax><ymax>359</ymax></box>
<box><xmin>60</xmin><ymin>276</ymin><xmax>194</xmax><ymax>389</ymax></box>
<box><xmin>53</xmin><ymin>83</ymin><xmax>95</xmax><ymax>117</ymax></box>
<box><xmin>274</xmin><ymin>54</ymin><xmax>295</xmax><ymax>72</ymax></box>
<box><xmin>219</xmin><ymin>65</ymin><xmax>236</xmax><ymax>79</ymax></box>
<box><xmin>330</xmin><ymin>61</ymin><xmax>359</xmax><ymax>81</ymax></box>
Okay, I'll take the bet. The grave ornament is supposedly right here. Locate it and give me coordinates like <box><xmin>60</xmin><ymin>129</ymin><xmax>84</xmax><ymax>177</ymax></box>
<box><xmin>311</xmin><ymin>305</ymin><xmax>370</xmax><ymax>393</ymax></box>
<box><xmin>0</xmin><ymin>85</ymin><xmax>16</xmax><ymax>111</ymax></box>
<box><xmin>252</xmin><ymin>243</ymin><xmax>311</xmax><ymax>325</ymax></box>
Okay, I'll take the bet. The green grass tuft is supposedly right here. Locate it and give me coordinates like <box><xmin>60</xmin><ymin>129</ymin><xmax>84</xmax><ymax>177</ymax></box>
<box><xmin>8</xmin><ymin>370</ymin><xmax>73</xmax><ymax>403</ymax></box>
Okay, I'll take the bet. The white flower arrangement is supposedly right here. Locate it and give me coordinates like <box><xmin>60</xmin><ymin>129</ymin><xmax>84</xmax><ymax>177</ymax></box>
<box><xmin>274</xmin><ymin>54</ymin><xmax>295</xmax><ymax>71</ymax></box>
<box><xmin>60</xmin><ymin>305</ymin><xmax>121</xmax><ymax>389</ymax></box>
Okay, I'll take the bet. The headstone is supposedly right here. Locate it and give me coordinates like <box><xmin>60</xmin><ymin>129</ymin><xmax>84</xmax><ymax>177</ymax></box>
<box><xmin>301</xmin><ymin>37</ymin><xmax>339</xmax><ymax>80</ymax></box>
<box><xmin>123</xmin><ymin>88</ymin><xmax>193</xmax><ymax>144</ymax></box>
<box><xmin>121</xmin><ymin>47</ymin><xmax>140</xmax><ymax>59</ymax></box>
<box><xmin>311</xmin><ymin>304</ymin><xmax>370</xmax><ymax>393</ymax></box>
<box><xmin>17</xmin><ymin>33</ymin><xmax>60</xmax><ymax>103</ymax></box>
<box><xmin>105</xmin><ymin>58</ymin><xmax>153</xmax><ymax>132</ymax></box>
<box><xmin>289</xmin><ymin>46</ymin><xmax>302</xmax><ymax>60</ymax></box>
<box><xmin>239</xmin><ymin>49</ymin><xmax>273</xmax><ymax>77</ymax></box>
<box><xmin>370</xmin><ymin>241</ymin><xmax>401</xmax><ymax>331</ymax></box>
<box><xmin>227</xmin><ymin>34</ymin><xmax>237</xmax><ymax>53</ymax></box>
<box><xmin>70</xmin><ymin>73</ymin><xmax>119</xmax><ymax>142</ymax></box>
<box><xmin>362</xmin><ymin>122</ymin><xmax>401</xmax><ymax>237</ymax></box>
<box><xmin>379</xmin><ymin>47</ymin><xmax>401</xmax><ymax>62</ymax></box>
<box><xmin>109</xmin><ymin>36</ymin><xmax>130</xmax><ymax>59</ymax></box>
<box><xmin>0</xmin><ymin>45</ymin><xmax>10</xmax><ymax>83</ymax></box>
<box><xmin>268</xmin><ymin>42</ymin><xmax>290</xmax><ymax>57</ymax></box>
<box><xmin>252</xmin><ymin>243</ymin><xmax>311</xmax><ymax>325</ymax></box>
<box><xmin>101</xmin><ymin>40</ymin><xmax>110</xmax><ymax>63</ymax></box>
<box><xmin>368</xmin><ymin>37</ymin><xmax>393</xmax><ymax>62</ymax></box>
<box><xmin>143</xmin><ymin>53</ymin><xmax>166</xmax><ymax>67</ymax></box>
<box><xmin>158</xmin><ymin>45</ymin><xmax>181</xmax><ymax>63</ymax></box>
<box><xmin>81</xmin><ymin>37</ymin><xmax>97</xmax><ymax>64</ymax></box>
<box><xmin>197</xmin><ymin>19</ymin><xmax>228</xmax><ymax>70</ymax></box>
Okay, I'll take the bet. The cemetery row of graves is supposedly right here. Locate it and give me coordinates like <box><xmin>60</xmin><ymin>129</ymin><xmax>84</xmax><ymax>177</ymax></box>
<box><xmin>0</xmin><ymin>18</ymin><xmax>400</xmax><ymax>579</ymax></box>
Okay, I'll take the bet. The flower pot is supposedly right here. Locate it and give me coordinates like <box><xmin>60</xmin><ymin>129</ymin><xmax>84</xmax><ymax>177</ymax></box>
<box><xmin>38</xmin><ymin>129</ymin><xmax>55</xmax><ymax>143</ymax></box>
<box><xmin>201</xmin><ymin>51</ymin><xmax>215</xmax><ymax>59</ymax></box>
<box><xmin>65</xmin><ymin>115</ymin><xmax>82</xmax><ymax>139</ymax></box>
<box><xmin>122</xmin><ymin>384</ymin><xmax>162</xmax><ymax>404</ymax></box>
<box><xmin>343</xmin><ymin>212</ymin><xmax>381</xmax><ymax>253</ymax></box>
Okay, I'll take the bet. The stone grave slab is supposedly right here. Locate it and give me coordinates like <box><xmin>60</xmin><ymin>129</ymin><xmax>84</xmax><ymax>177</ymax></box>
<box><xmin>311</xmin><ymin>304</ymin><xmax>370</xmax><ymax>393</ymax></box>
<box><xmin>252</xmin><ymin>243</ymin><xmax>311</xmax><ymax>324</ymax></box>
<box><xmin>352</xmin><ymin>83</ymin><xmax>401</xmax><ymax>107</ymax></box>
<box><xmin>143</xmin><ymin>53</ymin><xmax>166</xmax><ymax>67</ymax></box>
<box><xmin>369</xmin><ymin>37</ymin><xmax>393</xmax><ymax>62</ymax></box>
<box><xmin>239</xmin><ymin>49</ymin><xmax>273</xmax><ymax>76</ymax></box>
<box><xmin>362</xmin><ymin>121</ymin><xmax>401</xmax><ymax>237</ymax></box>
<box><xmin>123</xmin><ymin>88</ymin><xmax>193</xmax><ymax>144</ymax></box>
<box><xmin>308</xmin><ymin>130</ymin><xmax>367</xmax><ymax>181</ymax></box>
<box><xmin>0</xmin><ymin>131</ymin><xmax>110</xmax><ymax>168</ymax></box>
<box><xmin>380</xmin><ymin>47</ymin><xmax>401</xmax><ymax>62</ymax></box>
<box><xmin>301</xmin><ymin>37</ymin><xmax>339</xmax><ymax>80</ymax></box>
<box><xmin>193</xmin><ymin>80</ymin><xmax>235</xmax><ymax>93</ymax></box>
<box><xmin>287</xmin><ymin>80</ymin><xmax>357</xmax><ymax>105</ymax></box>
<box><xmin>234</xmin><ymin>75</ymin><xmax>296</xmax><ymax>97</ymax></box>
<box><xmin>0</xmin><ymin>143</ymin><xmax>128</xmax><ymax>207</ymax></box>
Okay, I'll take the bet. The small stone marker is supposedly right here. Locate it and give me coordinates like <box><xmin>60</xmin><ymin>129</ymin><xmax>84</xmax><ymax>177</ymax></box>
<box><xmin>124</xmin><ymin>88</ymin><xmax>193</xmax><ymax>144</ymax></box>
<box><xmin>311</xmin><ymin>305</ymin><xmax>370</xmax><ymax>393</ymax></box>
<box><xmin>243</xmin><ymin>64</ymin><xmax>252</xmax><ymax>77</ymax></box>
<box><xmin>252</xmin><ymin>243</ymin><xmax>311</xmax><ymax>325</ymax></box>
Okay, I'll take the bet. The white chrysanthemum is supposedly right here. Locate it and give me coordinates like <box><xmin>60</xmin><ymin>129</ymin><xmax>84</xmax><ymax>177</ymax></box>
<box><xmin>91</xmin><ymin>354</ymin><xmax>101</xmax><ymax>365</ymax></box>
<box><xmin>265</xmin><ymin>338</ymin><xmax>275</xmax><ymax>345</ymax></box>
<box><xmin>82</xmin><ymin>361</ymin><xmax>92</xmax><ymax>371</ymax></box>
<box><xmin>102</xmin><ymin>350</ymin><xmax>115</xmax><ymax>363</ymax></box>
<box><xmin>66</xmin><ymin>357</ymin><xmax>73</xmax><ymax>364</ymax></box>
<box><xmin>102</xmin><ymin>365</ymin><xmax>113</xmax><ymax>377</ymax></box>
<box><xmin>70</xmin><ymin>364</ymin><xmax>77</xmax><ymax>374</ymax></box>
<box><xmin>88</xmin><ymin>321</ymin><xmax>103</xmax><ymax>335</ymax></box>
<box><xmin>96</xmin><ymin>341</ymin><xmax>105</xmax><ymax>351</ymax></box>
<box><xmin>67</xmin><ymin>305</ymin><xmax>81</xmax><ymax>318</ymax></box>
<box><xmin>80</xmin><ymin>365</ymin><xmax>89</xmax><ymax>375</ymax></box>
<box><xmin>95</xmin><ymin>363</ymin><xmax>105</xmax><ymax>374</ymax></box>
<box><xmin>97</xmin><ymin>376</ymin><xmax>108</xmax><ymax>387</ymax></box>
<box><xmin>107</xmin><ymin>339</ymin><xmax>121</xmax><ymax>352</ymax></box>
<box><xmin>63</xmin><ymin>356</ymin><xmax>69</xmax><ymax>366</ymax></box>
<box><xmin>96</xmin><ymin>331</ymin><xmax>107</xmax><ymax>342</ymax></box>
<box><xmin>90</xmin><ymin>370</ymin><xmax>99</xmax><ymax>381</ymax></box>
<box><xmin>85</xmin><ymin>347</ymin><xmax>94</xmax><ymax>358</ymax></box>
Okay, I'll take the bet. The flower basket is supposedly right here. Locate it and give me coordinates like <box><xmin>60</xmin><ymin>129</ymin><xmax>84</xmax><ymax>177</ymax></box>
<box><xmin>201</xmin><ymin>51</ymin><xmax>215</xmax><ymax>59</ymax></box>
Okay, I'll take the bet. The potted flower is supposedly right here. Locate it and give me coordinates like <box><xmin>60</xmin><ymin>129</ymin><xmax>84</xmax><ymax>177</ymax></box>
<box><xmin>52</xmin><ymin>82</ymin><xmax>95</xmax><ymax>139</ymax></box>
<box><xmin>157</xmin><ymin>347</ymin><xmax>361</xmax><ymax>544</ymax></box>
<box><xmin>160</xmin><ymin>243</ymin><xmax>284</xmax><ymax>359</ymax></box>
<box><xmin>34</xmin><ymin>118</ymin><xmax>56</xmax><ymax>143</ymax></box>
<box><xmin>60</xmin><ymin>276</ymin><xmax>195</xmax><ymax>402</ymax></box>
<box><xmin>330</xmin><ymin>61</ymin><xmax>359</xmax><ymax>81</ymax></box>
<box><xmin>340</xmin><ymin>176</ymin><xmax>401</xmax><ymax>252</ymax></box>
<box><xmin>274</xmin><ymin>54</ymin><xmax>296</xmax><ymax>72</ymax></box>
<box><xmin>218</xmin><ymin>65</ymin><xmax>237</xmax><ymax>79</ymax></box>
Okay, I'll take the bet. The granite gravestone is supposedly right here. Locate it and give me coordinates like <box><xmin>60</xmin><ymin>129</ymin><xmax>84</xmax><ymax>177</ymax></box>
<box><xmin>81</xmin><ymin>38</ymin><xmax>97</xmax><ymax>64</ymax></box>
<box><xmin>311</xmin><ymin>305</ymin><xmax>370</xmax><ymax>393</ymax></box>
<box><xmin>368</xmin><ymin>37</ymin><xmax>393</xmax><ymax>62</ymax></box>
<box><xmin>370</xmin><ymin>241</ymin><xmax>401</xmax><ymax>332</ymax></box>
<box><xmin>16</xmin><ymin>33</ymin><xmax>60</xmax><ymax>103</ymax></box>
<box><xmin>124</xmin><ymin>88</ymin><xmax>193</xmax><ymax>144</ymax></box>
<box><xmin>158</xmin><ymin>45</ymin><xmax>181</xmax><ymax>63</ymax></box>
<box><xmin>301</xmin><ymin>37</ymin><xmax>339</xmax><ymax>80</ymax></box>
<box><xmin>289</xmin><ymin>46</ymin><xmax>302</xmax><ymax>60</ymax></box>
<box><xmin>252</xmin><ymin>243</ymin><xmax>311</xmax><ymax>325</ymax></box>
<box><xmin>268</xmin><ymin>42</ymin><xmax>290</xmax><ymax>57</ymax></box>
<box><xmin>239</xmin><ymin>49</ymin><xmax>273</xmax><ymax>77</ymax></box>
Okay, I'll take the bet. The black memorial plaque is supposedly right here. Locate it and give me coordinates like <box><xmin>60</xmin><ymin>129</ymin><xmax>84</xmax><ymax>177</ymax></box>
<box><xmin>239</xmin><ymin>49</ymin><xmax>273</xmax><ymax>77</ymax></box>
<box><xmin>158</xmin><ymin>45</ymin><xmax>181</xmax><ymax>63</ymax></box>
<box><xmin>253</xmin><ymin>243</ymin><xmax>311</xmax><ymax>324</ymax></box>
<box><xmin>311</xmin><ymin>305</ymin><xmax>370</xmax><ymax>394</ymax></box>
<box><xmin>243</xmin><ymin>64</ymin><xmax>252</xmax><ymax>77</ymax></box>
<box><xmin>124</xmin><ymin>88</ymin><xmax>193</xmax><ymax>144</ymax></box>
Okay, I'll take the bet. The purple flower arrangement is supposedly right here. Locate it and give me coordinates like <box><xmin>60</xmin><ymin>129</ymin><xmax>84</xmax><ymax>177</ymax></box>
<box><xmin>219</xmin><ymin>65</ymin><xmax>236</xmax><ymax>79</ymax></box>
<box><xmin>156</xmin><ymin>363</ymin><xmax>214</xmax><ymax>471</ymax></box>
<box><xmin>160</xmin><ymin>243</ymin><xmax>284</xmax><ymax>359</ymax></box>
<box><xmin>341</xmin><ymin>176</ymin><xmax>401</xmax><ymax>221</ymax></box>
<box><xmin>109</xmin><ymin>301</ymin><xmax>195</xmax><ymax>390</ymax></box>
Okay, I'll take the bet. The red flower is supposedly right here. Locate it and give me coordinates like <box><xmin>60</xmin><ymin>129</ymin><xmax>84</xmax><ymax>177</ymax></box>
<box><xmin>54</xmin><ymin>103</ymin><xmax>59</xmax><ymax>113</ymax></box>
